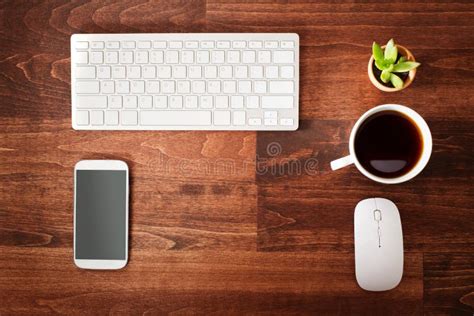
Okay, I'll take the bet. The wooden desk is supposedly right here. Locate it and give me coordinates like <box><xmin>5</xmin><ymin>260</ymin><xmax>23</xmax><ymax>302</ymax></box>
<box><xmin>1</xmin><ymin>1</ymin><xmax>473</xmax><ymax>314</ymax></box>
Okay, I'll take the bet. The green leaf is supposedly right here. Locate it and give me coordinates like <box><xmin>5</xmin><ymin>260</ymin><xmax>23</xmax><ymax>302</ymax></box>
<box><xmin>390</xmin><ymin>73</ymin><xmax>404</xmax><ymax>89</ymax></box>
<box><xmin>381</xmin><ymin>70</ymin><xmax>391</xmax><ymax>83</ymax></box>
<box><xmin>386</xmin><ymin>63</ymin><xmax>394</xmax><ymax>72</ymax></box>
<box><xmin>397</xmin><ymin>56</ymin><xmax>406</xmax><ymax>63</ymax></box>
<box><xmin>372</xmin><ymin>42</ymin><xmax>384</xmax><ymax>61</ymax></box>
<box><xmin>384</xmin><ymin>38</ymin><xmax>398</xmax><ymax>62</ymax></box>
<box><xmin>393</xmin><ymin>61</ymin><xmax>420</xmax><ymax>72</ymax></box>
<box><xmin>375</xmin><ymin>59</ymin><xmax>387</xmax><ymax>70</ymax></box>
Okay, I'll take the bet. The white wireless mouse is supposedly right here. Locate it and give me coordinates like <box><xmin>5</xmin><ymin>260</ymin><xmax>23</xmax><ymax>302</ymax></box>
<box><xmin>354</xmin><ymin>198</ymin><xmax>404</xmax><ymax>291</ymax></box>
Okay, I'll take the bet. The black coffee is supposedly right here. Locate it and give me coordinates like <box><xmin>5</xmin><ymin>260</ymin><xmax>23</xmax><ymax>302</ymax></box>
<box><xmin>354</xmin><ymin>110</ymin><xmax>423</xmax><ymax>178</ymax></box>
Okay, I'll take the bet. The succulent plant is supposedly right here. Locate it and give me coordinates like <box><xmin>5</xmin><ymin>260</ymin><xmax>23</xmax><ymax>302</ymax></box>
<box><xmin>372</xmin><ymin>39</ymin><xmax>420</xmax><ymax>89</ymax></box>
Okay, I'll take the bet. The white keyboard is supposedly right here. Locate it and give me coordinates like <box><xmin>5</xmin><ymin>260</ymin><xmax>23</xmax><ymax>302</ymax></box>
<box><xmin>71</xmin><ymin>33</ymin><xmax>299</xmax><ymax>131</ymax></box>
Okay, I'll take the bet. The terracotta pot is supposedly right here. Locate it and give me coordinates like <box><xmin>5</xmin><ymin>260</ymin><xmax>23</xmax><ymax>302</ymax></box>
<box><xmin>368</xmin><ymin>44</ymin><xmax>417</xmax><ymax>92</ymax></box>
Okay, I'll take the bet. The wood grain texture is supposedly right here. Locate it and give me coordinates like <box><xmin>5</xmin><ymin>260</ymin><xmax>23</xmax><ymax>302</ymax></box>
<box><xmin>0</xmin><ymin>0</ymin><xmax>473</xmax><ymax>315</ymax></box>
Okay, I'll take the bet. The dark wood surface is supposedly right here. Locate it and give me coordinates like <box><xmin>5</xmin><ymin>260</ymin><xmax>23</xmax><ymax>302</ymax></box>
<box><xmin>0</xmin><ymin>1</ymin><xmax>473</xmax><ymax>315</ymax></box>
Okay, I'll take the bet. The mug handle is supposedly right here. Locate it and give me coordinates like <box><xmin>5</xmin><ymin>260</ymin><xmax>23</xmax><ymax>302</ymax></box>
<box><xmin>330</xmin><ymin>155</ymin><xmax>353</xmax><ymax>171</ymax></box>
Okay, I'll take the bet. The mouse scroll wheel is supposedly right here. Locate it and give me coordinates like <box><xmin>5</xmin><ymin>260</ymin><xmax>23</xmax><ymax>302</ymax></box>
<box><xmin>374</xmin><ymin>209</ymin><xmax>382</xmax><ymax>221</ymax></box>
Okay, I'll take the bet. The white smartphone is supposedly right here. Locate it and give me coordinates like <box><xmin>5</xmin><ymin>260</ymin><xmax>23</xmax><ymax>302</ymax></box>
<box><xmin>74</xmin><ymin>160</ymin><xmax>129</xmax><ymax>270</ymax></box>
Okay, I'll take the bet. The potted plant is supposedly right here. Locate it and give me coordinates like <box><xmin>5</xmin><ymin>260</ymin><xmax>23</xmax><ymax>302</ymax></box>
<box><xmin>368</xmin><ymin>39</ymin><xmax>420</xmax><ymax>92</ymax></box>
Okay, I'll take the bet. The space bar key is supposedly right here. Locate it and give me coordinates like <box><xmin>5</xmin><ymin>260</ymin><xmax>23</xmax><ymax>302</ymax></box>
<box><xmin>141</xmin><ymin>111</ymin><xmax>211</xmax><ymax>126</ymax></box>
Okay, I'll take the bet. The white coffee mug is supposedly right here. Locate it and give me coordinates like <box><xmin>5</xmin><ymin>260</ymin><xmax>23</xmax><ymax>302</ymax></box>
<box><xmin>330</xmin><ymin>104</ymin><xmax>432</xmax><ymax>184</ymax></box>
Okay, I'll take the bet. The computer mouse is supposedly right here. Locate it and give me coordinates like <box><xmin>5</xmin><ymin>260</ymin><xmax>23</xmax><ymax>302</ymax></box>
<box><xmin>354</xmin><ymin>198</ymin><xmax>404</xmax><ymax>291</ymax></box>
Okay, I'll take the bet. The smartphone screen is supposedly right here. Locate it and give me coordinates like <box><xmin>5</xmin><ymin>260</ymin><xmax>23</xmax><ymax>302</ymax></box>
<box><xmin>75</xmin><ymin>169</ymin><xmax>127</xmax><ymax>261</ymax></box>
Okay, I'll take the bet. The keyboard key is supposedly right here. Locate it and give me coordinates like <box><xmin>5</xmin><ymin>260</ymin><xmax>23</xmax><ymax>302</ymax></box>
<box><xmin>281</xmin><ymin>41</ymin><xmax>295</xmax><ymax>48</ymax></box>
<box><xmin>264</xmin><ymin>111</ymin><xmax>278</xmax><ymax>119</ymax></box>
<box><xmin>208</xmin><ymin>81</ymin><xmax>221</xmax><ymax>93</ymax></box>
<box><xmin>269</xmin><ymin>81</ymin><xmax>294</xmax><ymax>93</ymax></box>
<box><xmin>135</xmin><ymin>51</ymin><xmax>148</xmax><ymax>64</ymax></box>
<box><xmin>127</xmin><ymin>66</ymin><xmax>141</xmax><ymax>79</ymax></box>
<box><xmin>154</xmin><ymin>96</ymin><xmax>167</xmax><ymax>108</ymax></box>
<box><xmin>235</xmin><ymin>66</ymin><xmax>248</xmax><ymax>78</ymax></box>
<box><xmin>116</xmin><ymin>80</ymin><xmax>130</xmax><ymax>93</ymax></box>
<box><xmin>214</xmin><ymin>111</ymin><xmax>231</xmax><ymax>125</ymax></box>
<box><xmin>146</xmin><ymin>81</ymin><xmax>160</xmax><ymax>93</ymax></box>
<box><xmin>219</xmin><ymin>66</ymin><xmax>232</xmax><ymax>78</ymax></box>
<box><xmin>106</xmin><ymin>41</ymin><xmax>120</xmax><ymax>49</ymax></box>
<box><xmin>258</xmin><ymin>51</ymin><xmax>271</xmax><ymax>63</ymax></box>
<box><xmin>76</xmin><ymin>95</ymin><xmax>107</xmax><ymax>109</ymax></box>
<box><xmin>139</xmin><ymin>96</ymin><xmax>153</xmax><ymax>108</ymax></box>
<box><xmin>122</xmin><ymin>41</ymin><xmax>136</xmax><ymax>49</ymax></box>
<box><xmin>141</xmin><ymin>111</ymin><xmax>211</xmax><ymax>126</ymax></box>
<box><xmin>231</xmin><ymin>96</ymin><xmax>244</xmax><ymax>108</ymax></box>
<box><xmin>91</xmin><ymin>41</ymin><xmax>104</xmax><ymax>49</ymax></box>
<box><xmin>177</xmin><ymin>81</ymin><xmax>191</xmax><ymax>93</ymax></box>
<box><xmin>173</xmin><ymin>66</ymin><xmax>186</xmax><ymax>78</ymax></box>
<box><xmin>138</xmin><ymin>41</ymin><xmax>151</xmax><ymax>49</ymax></box>
<box><xmin>124</xmin><ymin>96</ymin><xmax>138</xmax><ymax>108</ymax></box>
<box><xmin>105</xmin><ymin>51</ymin><xmax>118</xmax><ymax>63</ymax></box>
<box><xmin>153</xmin><ymin>41</ymin><xmax>166</xmax><ymax>49</ymax></box>
<box><xmin>242</xmin><ymin>51</ymin><xmax>256</xmax><ymax>63</ymax></box>
<box><xmin>106</xmin><ymin>111</ymin><xmax>119</xmax><ymax>125</ymax></box>
<box><xmin>233</xmin><ymin>111</ymin><xmax>246</xmax><ymax>125</ymax></box>
<box><xmin>122</xmin><ymin>111</ymin><xmax>138</xmax><ymax>125</ymax></box>
<box><xmin>90</xmin><ymin>52</ymin><xmax>103</xmax><ymax>64</ymax></box>
<box><xmin>182</xmin><ymin>51</ymin><xmax>194</xmax><ymax>63</ymax></box>
<box><xmin>201</xmin><ymin>41</ymin><xmax>214</xmax><ymax>49</ymax></box>
<box><xmin>280</xmin><ymin>118</ymin><xmax>294</xmax><ymax>126</ymax></box>
<box><xmin>189</xmin><ymin>66</ymin><xmax>202</xmax><ymax>78</ymax></box>
<box><xmin>246</xmin><ymin>96</ymin><xmax>259</xmax><ymax>108</ymax></box>
<box><xmin>227</xmin><ymin>51</ymin><xmax>240</xmax><ymax>63</ymax></box>
<box><xmin>238</xmin><ymin>81</ymin><xmax>251</xmax><ymax>94</ymax></box>
<box><xmin>233</xmin><ymin>41</ymin><xmax>246</xmax><ymax>48</ymax></box>
<box><xmin>215</xmin><ymin>96</ymin><xmax>229</xmax><ymax>108</ymax></box>
<box><xmin>76</xmin><ymin>110</ymin><xmax>89</xmax><ymax>125</ymax></box>
<box><xmin>204</xmin><ymin>66</ymin><xmax>217</xmax><ymax>78</ymax></box>
<box><xmin>185</xmin><ymin>95</ymin><xmax>198</xmax><ymax>108</ymax></box>
<box><xmin>97</xmin><ymin>66</ymin><xmax>111</xmax><ymax>79</ymax></box>
<box><xmin>254</xmin><ymin>81</ymin><xmax>267</xmax><ymax>93</ymax></box>
<box><xmin>165</xmin><ymin>51</ymin><xmax>179</xmax><ymax>64</ymax></box>
<box><xmin>211</xmin><ymin>51</ymin><xmax>225</xmax><ymax>63</ymax></box>
<box><xmin>249</xmin><ymin>118</ymin><xmax>262</xmax><ymax>126</ymax></box>
<box><xmin>273</xmin><ymin>51</ymin><xmax>294</xmax><ymax>63</ymax></box>
<box><xmin>143</xmin><ymin>66</ymin><xmax>156</xmax><ymax>78</ymax></box>
<box><xmin>109</xmin><ymin>95</ymin><xmax>122</xmax><ymax>108</ymax></box>
<box><xmin>150</xmin><ymin>51</ymin><xmax>164</xmax><ymax>63</ymax></box>
<box><xmin>76</xmin><ymin>81</ymin><xmax>99</xmax><ymax>94</ymax></box>
<box><xmin>75</xmin><ymin>52</ymin><xmax>88</xmax><ymax>64</ymax></box>
<box><xmin>280</xmin><ymin>66</ymin><xmax>294</xmax><ymax>78</ymax></box>
<box><xmin>112</xmin><ymin>66</ymin><xmax>126</xmax><ymax>79</ymax></box>
<box><xmin>119</xmin><ymin>51</ymin><xmax>133</xmax><ymax>63</ymax></box>
<box><xmin>162</xmin><ymin>81</ymin><xmax>175</xmax><ymax>93</ymax></box>
<box><xmin>75</xmin><ymin>41</ymin><xmax>89</xmax><ymax>49</ymax></box>
<box><xmin>200</xmin><ymin>95</ymin><xmax>213</xmax><ymax>108</ymax></box>
<box><xmin>169</xmin><ymin>41</ymin><xmax>183</xmax><ymax>49</ymax></box>
<box><xmin>76</xmin><ymin>66</ymin><xmax>96</xmax><ymax>79</ymax></box>
<box><xmin>192</xmin><ymin>81</ymin><xmax>206</xmax><ymax>93</ymax></box>
<box><xmin>216</xmin><ymin>41</ymin><xmax>230</xmax><ymax>49</ymax></box>
<box><xmin>264</xmin><ymin>41</ymin><xmax>278</xmax><ymax>48</ymax></box>
<box><xmin>249</xmin><ymin>41</ymin><xmax>262</xmax><ymax>48</ymax></box>
<box><xmin>131</xmin><ymin>81</ymin><xmax>145</xmax><ymax>93</ymax></box>
<box><xmin>197</xmin><ymin>51</ymin><xmax>210</xmax><ymax>63</ymax></box>
<box><xmin>264</xmin><ymin>118</ymin><xmax>277</xmax><ymax>125</ymax></box>
<box><xmin>101</xmin><ymin>81</ymin><xmax>114</xmax><ymax>94</ymax></box>
<box><xmin>171</xmin><ymin>95</ymin><xmax>184</xmax><ymax>109</ymax></box>
<box><xmin>91</xmin><ymin>110</ymin><xmax>104</xmax><ymax>125</ymax></box>
<box><xmin>265</xmin><ymin>66</ymin><xmax>278</xmax><ymax>78</ymax></box>
<box><xmin>223</xmin><ymin>81</ymin><xmax>236</xmax><ymax>93</ymax></box>
<box><xmin>157</xmin><ymin>66</ymin><xmax>171</xmax><ymax>78</ymax></box>
<box><xmin>250</xmin><ymin>66</ymin><xmax>263</xmax><ymax>78</ymax></box>
<box><xmin>185</xmin><ymin>41</ymin><xmax>198</xmax><ymax>49</ymax></box>
<box><xmin>262</xmin><ymin>96</ymin><xmax>294</xmax><ymax>108</ymax></box>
